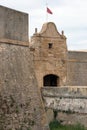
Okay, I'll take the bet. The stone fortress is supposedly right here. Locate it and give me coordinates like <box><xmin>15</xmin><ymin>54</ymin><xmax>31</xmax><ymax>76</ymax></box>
<box><xmin>0</xmin><ymin>5</ymin><xmax>87</xmax><ymax>130</ymax></box>
<box><xmin>30</xmin><ymin>19</ymin><xmax>87</xmax><ymax>126</ymax></box>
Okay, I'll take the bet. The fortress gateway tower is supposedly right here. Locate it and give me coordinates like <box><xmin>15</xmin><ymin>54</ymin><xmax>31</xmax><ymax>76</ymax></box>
<box><xmin>30</xmin><ymin>22</ymin><xmax>67</xmax><ymax>88</ymax></box>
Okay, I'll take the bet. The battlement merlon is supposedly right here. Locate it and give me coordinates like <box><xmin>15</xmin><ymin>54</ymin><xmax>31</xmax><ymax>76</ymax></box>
<box><xmin>0</xmin><ymin>6</ymin><xmax>29</xmax><ymax>46</ymax></box>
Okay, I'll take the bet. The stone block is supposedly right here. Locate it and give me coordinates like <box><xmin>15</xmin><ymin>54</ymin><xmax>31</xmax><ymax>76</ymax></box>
<box><xmin>0</xmin><ymin>5</ymin><xmax>28</xmax><ymax>42</ymax></box>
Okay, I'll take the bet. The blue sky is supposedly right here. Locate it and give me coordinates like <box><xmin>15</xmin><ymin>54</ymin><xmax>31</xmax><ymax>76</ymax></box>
<box><xmin>0</xmin><ymin>0</ymin><xmax>87</xmax><ymax>50</ymax></box>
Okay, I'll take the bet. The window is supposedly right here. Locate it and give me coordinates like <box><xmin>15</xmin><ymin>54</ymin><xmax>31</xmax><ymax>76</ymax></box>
<box><xmin>48</xmin><ymin>43</ymin><xmax>53</xmax><ymax>49</ymax></box>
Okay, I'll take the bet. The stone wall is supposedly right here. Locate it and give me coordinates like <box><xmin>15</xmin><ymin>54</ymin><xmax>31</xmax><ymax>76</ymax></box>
<box><xmin>41</xmin><ymin>86</ymin><xmax>87</xmax><ymax>126</ymax></box>
<box><xmin>0</xmin><ymin>6</ymin><xmax>49</xmax><ymax>130</ymax></box>
<box><xmin>67</xmin><ymin>51</ymin><xmax>87</xmax><ymax>86</ymax></box>
<box><xmin>0</xmin><ymin>5</ymin><xmax>28</xmax><ymax>42</ymax></box>
<box><xmin>42</xmin><ymin>86</ymin><xmax>87</xmax><ymax>112</ymax></box>
<box><xmin>0</xmin><ymin>40</ymin><xmax>49</xmax><ymax>130</ymax></box>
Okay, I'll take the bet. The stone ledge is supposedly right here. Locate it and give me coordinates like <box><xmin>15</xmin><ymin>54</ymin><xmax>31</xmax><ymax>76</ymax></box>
<box><xmin>0</xmin><ymin>38</ymin><xmax>29</xmax><ymax>46</ymax></box>
<box><xmin>41</xmin><ymin>86</ymin><xmax>87</xmax><ymax>98</ymax></box>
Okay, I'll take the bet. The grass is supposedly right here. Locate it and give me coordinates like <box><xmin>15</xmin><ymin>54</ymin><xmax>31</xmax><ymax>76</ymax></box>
<box><xmin>49</xmin><ymin>120</ymin><xmax>87</xmax><ymax>130</ymax></box>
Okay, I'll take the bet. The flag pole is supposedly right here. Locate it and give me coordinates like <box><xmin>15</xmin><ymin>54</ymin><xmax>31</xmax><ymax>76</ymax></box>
<box><xmin>46</xmin><ymin>1</ymin><xmax>48</xmax><ymax>22</ymax></box>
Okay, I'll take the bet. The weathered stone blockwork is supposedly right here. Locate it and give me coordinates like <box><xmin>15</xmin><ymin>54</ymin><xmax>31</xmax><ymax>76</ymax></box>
<box><xmin>30</xmin><ymin>22</ymin><xmax>67</xmax><ymax>87</ymax></box>
<box><xmin>0</xmin><ymin>43</ymin><xmax>48</xmax><ymax>130</ymax></box>
<box><xmin>0</xmin><ymin>5</ymin><xmax>28</xmax><ymax>43</ymax></box>
<box><xmin>42</xmin><ymin>86</ymin><xmax>87</xmax><ymax>112</ymax></box>
<box><xmin>0</xmin><ymin>6</ymin><xmax>49</xmax><ymax>130</ymax></box>
<box><xmin>42</xmin><ymin>86</ymin><xmax>87</xmax><ymax>126</ymax></box>
<box><xmin>67</xmin><ymin>51</ymin><xmax>87</xmax><ymax>86</ymax></box>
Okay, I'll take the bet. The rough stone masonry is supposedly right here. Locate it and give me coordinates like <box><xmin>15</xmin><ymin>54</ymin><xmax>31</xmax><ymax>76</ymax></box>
<box><xmin>41</xmin><ymin>86</ymin><xmax>87</xmax><ymax>127</ymax></box>
<box><xmin>0</xmin><ymin>6</ymin><xmax>49</xmax><ymax>130</ymax></box>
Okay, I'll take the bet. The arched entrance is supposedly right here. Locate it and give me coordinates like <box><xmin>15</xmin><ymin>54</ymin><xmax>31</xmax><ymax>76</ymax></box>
<box><xmin>43</xmin><ymin>74</ymin><xmax>59</xmax><ymax>87</ymax></box>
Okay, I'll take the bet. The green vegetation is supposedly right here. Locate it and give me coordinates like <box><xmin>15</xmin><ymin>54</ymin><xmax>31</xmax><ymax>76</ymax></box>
<box><xmin>49</xmin><ymin>120</ymin><xmax>87</xmax><ymax>130</ymax></box>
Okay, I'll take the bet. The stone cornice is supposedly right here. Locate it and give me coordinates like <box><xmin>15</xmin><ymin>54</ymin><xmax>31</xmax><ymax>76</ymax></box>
<box><xmin>0</xmin><ymin>38</ymin><xmax>29</xmax><ymax>47</ymax></box>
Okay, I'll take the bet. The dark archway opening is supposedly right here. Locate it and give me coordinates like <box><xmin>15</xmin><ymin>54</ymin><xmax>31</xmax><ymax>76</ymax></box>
<box><xmin>43</xmin><ymin>74</ymin><xmax>59</xmax><ymax>87</ymax></box>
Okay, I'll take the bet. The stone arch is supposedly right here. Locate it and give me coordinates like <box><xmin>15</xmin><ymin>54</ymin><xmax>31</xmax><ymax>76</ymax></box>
<box><xmin>43</xmin><ymin>74</ymin><xmax>59</xmax><ymax>87</ymax></box>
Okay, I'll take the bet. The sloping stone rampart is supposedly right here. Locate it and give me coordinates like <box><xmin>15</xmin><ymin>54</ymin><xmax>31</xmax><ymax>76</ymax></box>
<box><xmin>0</xmin><ymin>43</ymin><xmax>49</xmax><ymax>130</ymax></box>
<box><xmin>0</xmin><ymin>6</ymin><xmax>49</xmax><ymax>130</ymax></box>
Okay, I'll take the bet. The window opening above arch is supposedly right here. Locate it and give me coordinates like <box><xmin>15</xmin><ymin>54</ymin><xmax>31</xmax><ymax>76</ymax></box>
<box><xmin>48</xmin><ymin>43</ymin><xmax>53</xmax><ymax>49</ymax></box>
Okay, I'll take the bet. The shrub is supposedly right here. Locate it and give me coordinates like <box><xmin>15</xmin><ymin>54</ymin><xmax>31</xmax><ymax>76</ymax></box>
<box><xmin>49</xmin><ymin>121</ymin><xmax>87</xmax><ymax>130</ymax></box>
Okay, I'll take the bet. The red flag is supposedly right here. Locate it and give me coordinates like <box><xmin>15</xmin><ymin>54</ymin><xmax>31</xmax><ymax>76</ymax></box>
<box><xmin>47</xmin><ymin>7</ymin><xmax>53</xmax><ymax>14</ymax></box>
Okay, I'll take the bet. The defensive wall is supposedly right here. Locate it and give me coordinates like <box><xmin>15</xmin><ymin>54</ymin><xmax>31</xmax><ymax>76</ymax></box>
<box><xmin>41</xmin><ymin>86</ymin><xmax>87</xmax><ymax>126</ymax></box>
<box><xmin>67</xmin><ymin>51</ymin><xmax>87</xmax><ymax>86</ymax></box>
<box><xmin>0</xmin><ymin>5</ymin><xmax>49</xmax><ymax>130</ymax></box>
